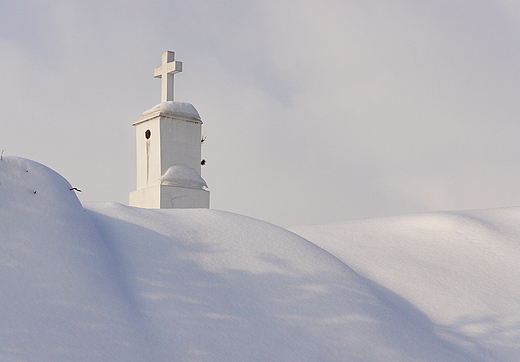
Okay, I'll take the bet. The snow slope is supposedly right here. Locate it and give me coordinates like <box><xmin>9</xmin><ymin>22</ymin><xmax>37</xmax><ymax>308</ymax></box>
<box><xmin>292</xmin><ymin>209</ymin><xmax>520</xmax><ymax>362</ymax></box>
<box><xmin>0</xmin><ymin>157</ymin><xmax>150</xmax><ymax>361</ymax></box>
<box><xmin>1</xmin><ymin>156</ymin><xmax>519</xmax><ymax>361</ymax></box>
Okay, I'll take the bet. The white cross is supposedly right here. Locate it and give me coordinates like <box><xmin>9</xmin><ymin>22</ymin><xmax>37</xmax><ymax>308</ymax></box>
<box><xmin>154</xmin><ymin>51</ymin><xmax>183</xmax><ymax>102</ymax></box>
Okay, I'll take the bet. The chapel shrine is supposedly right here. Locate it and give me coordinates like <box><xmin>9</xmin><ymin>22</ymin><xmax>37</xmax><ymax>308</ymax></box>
<box><xmin>129</xmin><ymin>51</ymin><xmax>210</xmax><ymax>209</ymax></box>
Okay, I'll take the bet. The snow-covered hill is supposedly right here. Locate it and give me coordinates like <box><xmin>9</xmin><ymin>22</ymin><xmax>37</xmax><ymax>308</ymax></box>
<box><xmin>292</xmin><ymin>208</ymin><xmax>520</xmax><ymax>362</ymax></box>
<box><xmin>1</xmin><ymin>156</ymin><xmax>519</xmax><ymax>361</ymax></box>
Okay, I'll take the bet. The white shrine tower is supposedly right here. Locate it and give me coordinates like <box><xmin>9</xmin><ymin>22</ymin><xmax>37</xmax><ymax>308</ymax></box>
<box><xmin>129</xmin><ymin>51</ymin><xmax>210</xmax><ymax>209</ymax></box>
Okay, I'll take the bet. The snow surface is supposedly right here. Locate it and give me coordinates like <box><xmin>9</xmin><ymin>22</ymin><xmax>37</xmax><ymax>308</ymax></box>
<box><xmin>291</xmin><ymin>210</ymin><xmax>520</xmax><ymax>362</ymax></box>
<box><xmin>141</xmin><ymin>101</ymin><xmax>201</xmax><ymax>121</ymax></box>
<box><xmin>1</xmin><ymin>156</ymin><xmax>520</xmax><ymax>361</ymax></box>
<box><xmin>160</xmin><ymin>164</ymin><xmax>208</xmax><ymax>189</ymax></box>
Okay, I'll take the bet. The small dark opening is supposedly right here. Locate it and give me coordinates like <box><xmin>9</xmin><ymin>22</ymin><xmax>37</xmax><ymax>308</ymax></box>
<box><xmin>145</xmin><ymin>129</ymin><xmax>151</xmax><ymax>139</ymax></box>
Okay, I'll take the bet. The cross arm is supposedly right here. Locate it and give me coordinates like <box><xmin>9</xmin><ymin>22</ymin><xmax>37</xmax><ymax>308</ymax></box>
<box><xmin>154</xmin><ymin>61</ymin><xmax>183</xmax><ymax>78</ymax></box>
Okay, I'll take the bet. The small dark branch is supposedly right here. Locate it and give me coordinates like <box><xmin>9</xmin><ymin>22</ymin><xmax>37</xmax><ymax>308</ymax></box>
<box><xmin>70</xmin><ymin>187</ymin><xmax>82</xmax><ymax>192</ymax></box>
<box><xmin>201</xmin><ymin>136</ymin><xmax>207</xmax><ymax>143</ymax></box>
<box><xmin>0</xmin><ymin>148</ymin><xmax>5</xmax><ymax>161</ymax></box>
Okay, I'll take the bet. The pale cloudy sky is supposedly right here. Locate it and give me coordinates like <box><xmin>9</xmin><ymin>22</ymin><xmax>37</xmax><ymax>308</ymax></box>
<box><xmin>1</xmin><ymin>0</ymin><xmax>520</xmax><ymax>227</ymax></box>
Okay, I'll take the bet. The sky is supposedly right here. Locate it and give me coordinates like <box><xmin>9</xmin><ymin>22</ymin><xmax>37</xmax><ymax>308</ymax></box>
<box><xmin>2</xmin><ymin>0</ymin><xmax>520</xmax><ymax>227</ymax></box>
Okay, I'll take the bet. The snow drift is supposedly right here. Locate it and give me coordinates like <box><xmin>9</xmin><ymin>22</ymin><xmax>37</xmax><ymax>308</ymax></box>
<box><xmin>1</xmin><ymin>156</ymin><xmax>520</xmax><ymax>361</ymax></box>
<box><xmin>292</xmin><ymin>210</ymin><xmax>520</xmax><ymax>362</ymax></box>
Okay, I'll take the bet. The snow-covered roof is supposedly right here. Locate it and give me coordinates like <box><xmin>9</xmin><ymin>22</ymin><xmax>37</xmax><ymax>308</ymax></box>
<box><xmin>141</xmin><ymin>101</ymin><xmax>201</xmax><ymax>121</ymax></box>
<box><xmin>159</xmin><ymin>164</ymin><xmax>208</xmax><ymax>189</ymax></box>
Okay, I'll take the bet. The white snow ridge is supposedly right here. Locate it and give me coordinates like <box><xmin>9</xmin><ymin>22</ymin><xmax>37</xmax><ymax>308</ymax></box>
<box><xmin>2</xmin><ymin>156</ymin><xmax>520</xmax><ymax>361</ymax></box>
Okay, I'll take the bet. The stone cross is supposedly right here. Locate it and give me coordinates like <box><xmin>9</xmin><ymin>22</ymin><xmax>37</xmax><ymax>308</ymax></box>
<box><xmin>154</xmin><ymin>51</ymin><xmax>183</xmax><ymax>102</ymax></box>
